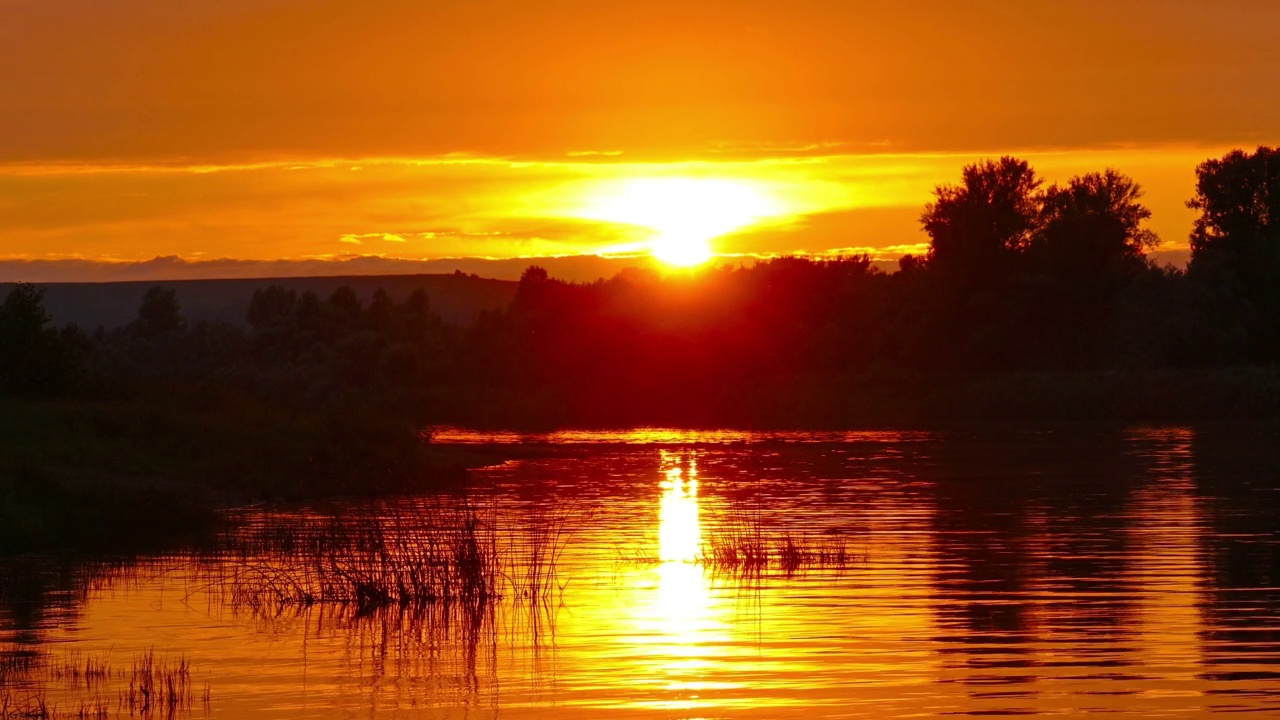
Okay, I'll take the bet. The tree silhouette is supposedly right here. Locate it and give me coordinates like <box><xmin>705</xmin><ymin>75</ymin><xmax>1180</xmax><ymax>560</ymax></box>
<box><xmin>921</xmin><ymin>156</ymin><xmax>1041</xmax><ymax>281</ymax></box>
<box><xmin>0</xmin><ymin>284</ymin><xmax>53</xmax><ymax>394</ymax></box>
<box><xmin>10</xmin><ymin>151</ymin><xmax>1280</xmax><ymax>428</ymax></box>
<box><xmin>0</xmin><ymin>284</ymin><xmax>86</xmax><ymax>396</ymax></box>
<box><xmin>246</xmin><ymin>285</ymin><xmax>299</xmax><ymax>330</ymax></box>
<box><xmin>1188</xmin><ymin>146</ymin><xmax>1280</xmax><ymax>360</ymax></box>
<box><xmin>327</xmin><ymin>286</ymin><xmax>362</xmax><ymax>321</ymax></box>
<box><xmin>1189</xmin><ymin>146</ymin><xmax>1280</xmax><ymax>262</ymax></box>
<box><xmin>0</xmin><ymin>283</ymin><xmax>50</xmax><ymax>339</ymax></box>
<box><xmin>134</xmin><ymin>286</ymin><xmax>186</xmax><ymax>338</ymax></box>
<box><xmin>1033</xmin><ymin>169</ymin><xmax>1158</xmax><ymax>287</ymax></box>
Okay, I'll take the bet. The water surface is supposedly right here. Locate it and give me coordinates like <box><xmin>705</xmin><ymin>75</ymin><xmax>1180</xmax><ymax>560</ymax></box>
<box><xmin>3</xmin><ymin>425</ymin><xmax>1279</xmax><ymax>718</ymax></box>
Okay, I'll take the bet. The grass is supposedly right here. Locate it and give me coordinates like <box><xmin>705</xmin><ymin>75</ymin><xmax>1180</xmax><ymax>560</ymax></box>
<box><xmin>0</xmin><ymin>648</ymin><xmax>205</xmax><ymax>720</ymax></box>
<box><xmin>195</xmin><ymin>495</ymin><xmax>575</xmax><ymax>693</ymax></box>
<box><xmin>215</xmin><ymin>502</ymin><xmax>501</xmax><ymax>613</ymax></box>
<box><xmin>123</xmin><ymin>650</ymin><xmax>196</xmax><ymax>719</ymax></box>
<box><xmin>209</xmin><ymin>496</ymin><xmax>573</xmax><ymax>616</ymax></box>
<box><xmin>703</xmin><ymin>530</ymin><xmax>855</xmax><ymax>575</ymax></box>
<box><xmin>622</xmin><ymin>508</ymin><xmax>860</xmax><ymax>576</ymax></box>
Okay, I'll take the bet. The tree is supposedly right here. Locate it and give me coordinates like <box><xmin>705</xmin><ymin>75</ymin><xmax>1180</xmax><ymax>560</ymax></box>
<box><xmin>915</xmin><ymin>158</ymin><xmax>1045</xmax><ymax>370</ymax></box>
<box><xmin>1189</xmin><ymin>146</ymin><xmax>1280</xmax><ymax>263</ymax></box>
<box><xmin>0</xmin><ymin>283</ymin><xmax>50</xmax><ymax>340</ymax></box>
<box><xmin>921</xmin><ymin>156</ymin><xmax>1042</xmax><ymax>280</ymax></box>
<box><xmin>368</xmin><ymin>288</ymin><xmax>394</xmax><ymax>332</ymax></box>
<box><xmin>134</xmin><ymin>286</ymin><xmax>185</xmax><ymax>338</ymax></box>
<box><xmin>246</xmin><ymin>286</ymin><xmax>299</xmax><ymax>330</ymax></box>
<box><xmin>1033</xmin><ymin>169</ymin><xmax>1159</xmax><ymax>286</ymax></box>
<box><xmin>1187</xmin><ymin>146</ymin><xmax>1280</xmax><ymax>360</ymax></box>
<box><xmin>0</xmin><ymin>284</ymin><xmax>53</xmax><ymax>394</ymax></box>
<box><xmin>1004</xmin><ymin>171</ymin><xmax>1161</xmax><ymax>368</ymax></box>
<box><xmin>327</xmin><ymin>286</ymin><xmax>362</xmax><ymax>323</ymax></box>
<box><xmin>0</xmin><ymin>284</ymin><xmax>85</xmax><ymax>396</ymax></box>
<box><xmin>515</xmin><ymin>265</ymin><xmax>551</xmax><ymax>306</ymax></box>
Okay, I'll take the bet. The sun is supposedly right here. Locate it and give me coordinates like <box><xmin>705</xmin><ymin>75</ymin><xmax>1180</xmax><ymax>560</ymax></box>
<box><xmin>578</xmin><ymin>178</ymin><xmax>781</xmax><ymax>267</ymax></box>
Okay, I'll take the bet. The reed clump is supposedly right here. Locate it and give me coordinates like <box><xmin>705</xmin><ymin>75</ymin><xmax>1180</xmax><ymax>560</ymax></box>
<box><xmin>39</xmin><ymin>652</ymin><xmax>110</xmax><ymax>690</ymax></box>
<box><xmin>123</xmin><ymin>650</ymin><xmax>193</xmax><ymax>719</ymax></box>
<box><xmin>213</xmin><ymin>497</ymin><xmax>571</xmax><ymax>617</ymax></box>
<box><xmin>619</xmin><ymin>515</ymin><xmax>858</xmax><ymax>575</ymax></box>
<box><xmin>219</xmin><ymin>503</ymin><xmax>499</xmax><ymax>613</ymax></box>
<box><xmin>703</xmin><ymin>531</ymin><xmax>852</xmax><ymax>574</ymax></box>
<box><xmin>0</xmin><ymin>648</ymin><xmax>203</xmax><ymax>720</ymax></box>
<box><xmin>692</xmin><ymin>508</ymin><xmax>857</xmax><ymax>575</ymax></box>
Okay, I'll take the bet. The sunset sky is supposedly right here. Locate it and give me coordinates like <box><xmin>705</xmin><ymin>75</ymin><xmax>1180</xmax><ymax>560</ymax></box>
<box><xmin>3</xmin><ymin>1</ymin><xmax>1278</xmax><ymax>281</ymax></box>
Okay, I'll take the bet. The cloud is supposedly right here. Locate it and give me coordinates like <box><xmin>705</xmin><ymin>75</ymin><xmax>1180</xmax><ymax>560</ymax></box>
<box><xmin>720</xmin><ymin>207</ymin><xmax>926</xmax><ymax>257</ymax></box>
<box><xmin>0</xmin><ymin>144</ymin><xmax>1234</xmax><ymax>277</ymax></box>
<box><xmin>337</xmin><ymin>233</ymin><xmax>409</xmax><ymax>243</ymax></box>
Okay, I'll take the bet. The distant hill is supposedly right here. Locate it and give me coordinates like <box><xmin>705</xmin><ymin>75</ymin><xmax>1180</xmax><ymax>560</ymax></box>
<box><xmin>3</xmin><ymin>273</ymin><xmax>518</xmax><ymax>330</ymax></box>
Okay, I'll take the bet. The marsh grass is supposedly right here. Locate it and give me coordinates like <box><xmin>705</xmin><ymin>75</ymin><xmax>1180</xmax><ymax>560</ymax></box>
<box><xmin>619</xmin><ymin>509</ymin><xmax>859</xmax><ymax>576</ymax></box>
<box><xmin>210</xmin><ymin>495</ymin><xmax>574</xmax><ymax>620</ymax></box>
<box><xmin>40</xmin><ymin>652</ymin><xmax>111</xmax><ymax>689</ymax></box>
<box><xmin>703</xmin><ymin>530</ymin><xmax>854</xmax><ymax>574</ymax></box>
<box><xmin>213</xmin><ymin>501</ymin><xmax>500</xmax><ymax>614</ymax></box>
<box><xmin>194</xmin><ymin>496</ymin><xmax>574</xmax><ymax>708</ymax></box>
<box><xmin>123</xmin><ymin>650</ymin><xmax>195</xmax><ymax>719</ymax></box>
<box><xmin>0</xmin><ymin>648</ymin><xmax>204</xmax><ymax>720</ymax></box>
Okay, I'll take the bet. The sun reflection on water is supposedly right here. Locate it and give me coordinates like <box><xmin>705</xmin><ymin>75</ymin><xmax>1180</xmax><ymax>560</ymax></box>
<box><xmin>628</xmin><ymin>451</ymin><xmax>734</xmax><ymax>708</ymax></box>
<box><xmin>658</xmin><ymin>454</ymin><xmax>701</xmax><ymax>563</ymax></box>
<box><xmin>654</xmin><ymin>452</ymin><xmax>714</xmax><ymax>647</ymax></box>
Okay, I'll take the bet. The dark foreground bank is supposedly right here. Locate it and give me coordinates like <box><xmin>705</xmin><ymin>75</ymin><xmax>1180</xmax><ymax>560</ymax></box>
<box><xmin>0</xmin><ymin>394</ymin><xmax>504</xmax><ymax>556</ymax></box>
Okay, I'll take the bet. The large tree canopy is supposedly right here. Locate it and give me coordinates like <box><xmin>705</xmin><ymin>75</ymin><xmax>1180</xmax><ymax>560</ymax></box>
<box><xmin>921</xmin><ymin>157</ymin><xmax>1042</xmax><ymax>281</ymax></box>
<box><xmin>1033</xmin><ymin>169</ymin><xmax>1159</xmax><ymax>285</ymax></box>
<box><xmin>1189</xmin><ymin>146</ymin><xmax>1280</xmax><ymax>262</ymax></box>
<box><xmin>1187</xmin><ymin>146</ymin><xmax>1280</xmax><ymax>360</ymax></box>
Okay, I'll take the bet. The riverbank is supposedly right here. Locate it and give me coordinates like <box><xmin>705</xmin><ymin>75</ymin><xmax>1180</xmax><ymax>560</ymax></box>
<box><xmin>437</xmin><ymin>366</ymin><xmax>1280</xmax><ymax>429</ymax></box>
<box><xmin>5</xmin><ymin>364</ymin><xmax>1279</xmax><ymax>555</ymax></box>
<box><xmin>0</xmin><ymin>394</ymin><xmax>495</xmax><ymax>555</ymax></box>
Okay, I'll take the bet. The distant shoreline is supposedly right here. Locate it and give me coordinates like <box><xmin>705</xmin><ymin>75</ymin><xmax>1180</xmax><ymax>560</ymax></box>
<box><xmin>0</xmin><ymin>273</ymin><xmax>517</xmax><ymax>331</ymax></box>
<box><xmin>433</xmin><ymin>367</ymin><xmax>1280</xmax><ymax>431</ymax></box>
<box><xmin>4</xmin><ymin>367</ymin><xmax>1277</xmax><ymax>557</ymax></box>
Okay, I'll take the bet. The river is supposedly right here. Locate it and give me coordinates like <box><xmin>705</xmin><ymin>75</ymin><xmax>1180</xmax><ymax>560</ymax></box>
<box><xmin>2</xmin><ymin>425</ymin><xmax>1278</xmax><ymax>718</ymax></box>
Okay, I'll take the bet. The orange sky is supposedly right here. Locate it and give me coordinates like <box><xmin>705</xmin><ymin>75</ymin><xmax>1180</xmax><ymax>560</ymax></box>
<box><xmin>2</xmin><ymin>1</ymin><xmax>1278</xmax><ymax>281</ymax></box>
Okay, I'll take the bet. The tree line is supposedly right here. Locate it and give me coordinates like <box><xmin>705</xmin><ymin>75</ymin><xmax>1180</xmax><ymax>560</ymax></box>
<box><xmin>1</xmin><ymin>146</ymin><xmax>1278</xmax><ymax>427</ymax></box>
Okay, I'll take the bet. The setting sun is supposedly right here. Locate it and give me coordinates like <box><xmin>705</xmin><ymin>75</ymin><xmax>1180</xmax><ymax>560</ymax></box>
<box><xmin>578</xmin><ymin>178</ymin><xmax>782</xmax><ymax>266</ymax></box>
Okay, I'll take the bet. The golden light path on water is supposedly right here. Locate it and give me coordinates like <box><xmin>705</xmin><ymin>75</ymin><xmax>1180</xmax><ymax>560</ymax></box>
<box><xmin>646</xmin><ymin>452</ymin><xmax>720</xmax><ymax>712</ymax></box>
<box><xmin>4</xmin><ymin>427</ymin><xmax>1280</xmax><ymax>718</ymax></box>
<box><xmin>545</xmin><ymin>442</ymin><xmax>945</xmax><ymax>717</ymax></box>
<box><xmin>658</xmin><ymin>453</ymin><xmax>701</xmax><ymax>564</ymax></box>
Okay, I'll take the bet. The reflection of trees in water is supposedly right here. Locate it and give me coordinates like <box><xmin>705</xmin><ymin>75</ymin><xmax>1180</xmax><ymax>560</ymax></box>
<box><xmin>923</xmin><ymin>426</ymin><xmax>1280</xmax><ymax>714</ymax></box>
<box><xmin>0</xmin><ymin>556</ymin><xmax>147</xmax><ymax>642</ymax></box>
<box><xmin>1125</xmin><ymin>427</ymin><xmax>1208</xmax><ymax>699</ymax></box>
<box><xmin>930</xmin><ymin>474</ymin><xmax>1039</xmax><ymax>704</ymax></box>
<box><xmin>926</xmin><ymin>431</ymin><xmax>1147</xmax><ymax>710</ymax></box>
<box><xmin>1192</xmin><ymin>427</ymin><xmax>1280</xmax><ymax>698</ymax></box>
<box><xmin>0</xmin><ymin>555</ymin><xmax>213</xmax><ymax>719</ymax></box>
